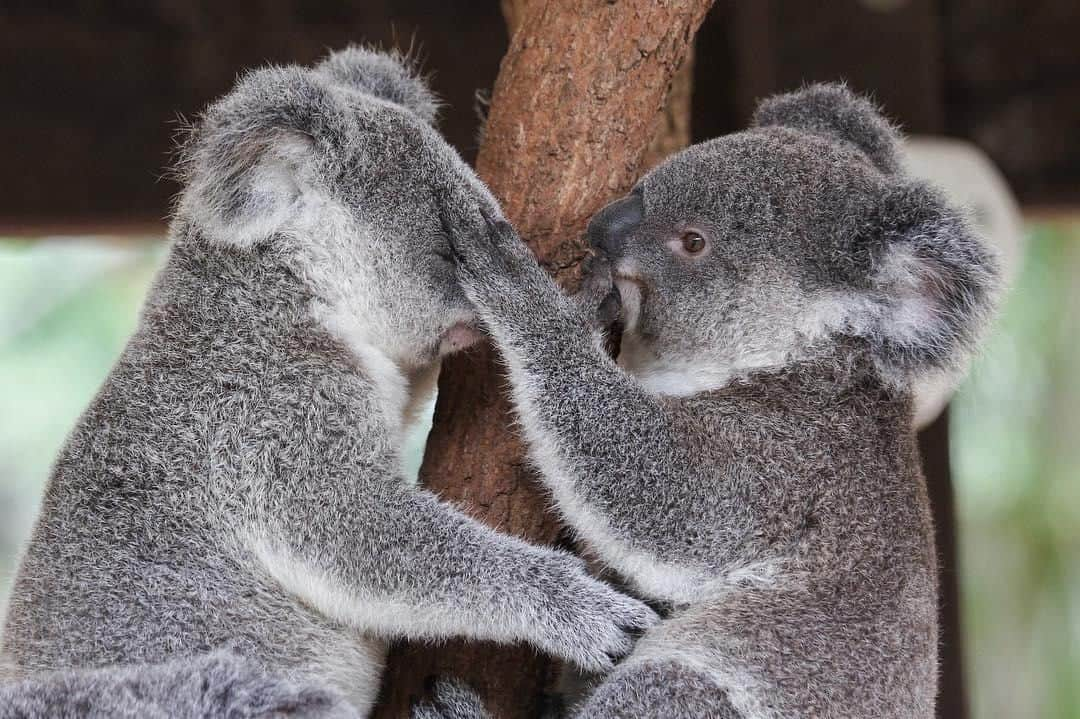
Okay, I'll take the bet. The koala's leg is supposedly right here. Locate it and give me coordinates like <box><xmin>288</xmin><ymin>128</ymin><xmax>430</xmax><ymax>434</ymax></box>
<box><xmin>406</xmin><ymin>665</ymin><xmax>741</xmax><ymax>719</ymax></box>
<box><xmin>0</xmin><ymin>651</ymin><xmax>357</xmax><ymax>719</ymax></box>
<box><xmin>571</xmin><ymin>661</ymin><xmax>740</xmax><ymax>719</ymax></box>
<box><xmin>411</xmin><ymin>678</ymin><xmax>491</xmax><ymax>719</ymax></box>
<box><xmin>251</xmin><ymin>483</ymin><xmax>656</xmax><ymax>673</ymax></box>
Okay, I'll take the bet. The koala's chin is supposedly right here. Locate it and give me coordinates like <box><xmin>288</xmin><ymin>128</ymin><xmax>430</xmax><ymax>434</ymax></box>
<box><xmin>437</xmin><ymin>320</ymin><xmax>485</xmax><ymax>356</ymax></box>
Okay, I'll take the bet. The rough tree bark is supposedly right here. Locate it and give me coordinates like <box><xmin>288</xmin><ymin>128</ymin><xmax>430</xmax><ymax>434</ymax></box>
<box><xmin>372</xmin><ymin>2</ymin><xmax>712</xmax><ymax>717</ymax></box>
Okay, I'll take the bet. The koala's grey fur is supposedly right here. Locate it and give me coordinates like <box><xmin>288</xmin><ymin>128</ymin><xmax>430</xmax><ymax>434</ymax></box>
<box><xmin>0</xmin><ymin>651</ymin><xmax>354</xmax><ymax>719</ymax></box>
<box><xmin>0</xmin><ymin>46</ymin><xmax>655</xmax><ymax>717</ymax></box>
<box><xmin>432</xmin><ymin>84</ymin><xmax>999</xmax><ymax>719</ymax></box>
<box><xmin>410</xmin><ymin>679</ymin><xmax>490</xmax><ymax>719</ymax></box>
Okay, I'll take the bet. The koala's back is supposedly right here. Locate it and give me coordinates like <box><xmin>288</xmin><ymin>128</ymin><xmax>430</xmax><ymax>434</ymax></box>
<box><xmin>0</xmin><ymin>241</ymin><xmax>388</xmax><ymax>695</ymax></box>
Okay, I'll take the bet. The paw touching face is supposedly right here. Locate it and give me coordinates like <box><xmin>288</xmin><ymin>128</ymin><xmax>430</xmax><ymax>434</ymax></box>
<box><xmin>176</xmin><ymin>46</ymin><xmax>490</xmax><ymax>369</ymax></box>
<box><xmin>322</xmin><ymin>123</ymin><xmax>491</xmax><ymax>366</ymax></box>
<box><xmin>588</xmin><ymin>84</ymin><xmax>998</xmax><ymax>392</ymax></box>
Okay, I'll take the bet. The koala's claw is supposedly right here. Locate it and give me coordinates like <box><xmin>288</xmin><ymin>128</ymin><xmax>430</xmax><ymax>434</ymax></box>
<box><xmin>436</xmin><ymin>193</ymin><xmax>470</xmax><ymax>268</ymax></box>
<box><xmin>597</xmin><ymin>286</ymin><xmax>624</xmax><ymax>329</ymax></box>
<box><xmin>574</xmin><ymin>254</ymin><xmax>623</xmax><ymax>333</ymax></box>
<box><xmin>477</xmin><ymin>203</ymin><xmax>504</xmax><ymax>234</ymax></box>
<box><xmin>437</xmin><ymin>197</ymin><xmax>525</xmax><ymax>275</ymax></box>
<box><xmin>619</xmin><ymin>616</ymin><xmax>650</xmax><ymax>640</ymax></box>
<box><xmin>474</xmin><ymin>204</ymin><xmax>537</xmax><ymax>264</ymax></box>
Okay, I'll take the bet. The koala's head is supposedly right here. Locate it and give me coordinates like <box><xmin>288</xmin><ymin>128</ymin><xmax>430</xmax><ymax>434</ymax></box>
<box><xmin>589</xmin><ymin>83</ymin><xmax>999</xmax><ymax>392</ymax></box>
<box><xmin>175</xmin><ymin>46</ymin><xmax>492</xmax><ymax>369</ymax></box>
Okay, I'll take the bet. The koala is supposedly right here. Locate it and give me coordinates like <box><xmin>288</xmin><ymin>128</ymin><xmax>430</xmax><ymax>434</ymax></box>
<box><xmin>421</xmin><ymin>84</ymin><xmax>999</xmax><ymax>719</ymax></box>
<box><xmin>0</xmin><ymin>47</ymin><xmax>656</xmax><ymax>717</ymax></box>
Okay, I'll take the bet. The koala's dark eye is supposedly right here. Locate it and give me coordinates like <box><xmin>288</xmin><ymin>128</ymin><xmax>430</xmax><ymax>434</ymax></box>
<box><xmin>680</xmin><ymin>231</ymin><xmax>706</xmax><ymax>254</ymax></box>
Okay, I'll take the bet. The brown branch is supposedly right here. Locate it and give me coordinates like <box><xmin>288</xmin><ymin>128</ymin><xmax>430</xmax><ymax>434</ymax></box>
<box><xmin>642</xmin><ymin>46</ymin><xmax>696</xmax><ymax>172</ymax></box>
<box><xmin>372</xmin><ymin>2</ymin><xmax>712</xmax><ymax>717</ymax></box>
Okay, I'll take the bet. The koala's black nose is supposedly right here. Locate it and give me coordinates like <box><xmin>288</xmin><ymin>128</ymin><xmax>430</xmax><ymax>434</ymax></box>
<box><xmin>587</xmin><ymin>192</ymin><xmax>643</xmax><ymax>257</ymax></box>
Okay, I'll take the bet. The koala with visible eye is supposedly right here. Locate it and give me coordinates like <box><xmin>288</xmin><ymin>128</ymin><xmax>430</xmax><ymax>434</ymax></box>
<box><xmin>0</xmin><ymin>47</ymin><xmax>656</xmax><ymax>718</ymax></box>
<box><xmin>420</xmin><ymin>84</ymin><xmax>999</xmax><ymax>719</ymax></box>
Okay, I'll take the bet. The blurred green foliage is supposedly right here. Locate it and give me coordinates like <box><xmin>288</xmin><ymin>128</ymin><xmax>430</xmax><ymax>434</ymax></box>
<box><xmin>0</xmin><ymin>239</ymin><xmax>166</xmax><ymax>595</ymax></box>
<box><xmin>952</xmin><ymin>222</ymin><xmax>1080</xmax><ymax>719</ymax></box>
<box><xmin>0</xmin><ymin>227</ymin><xmax>1076</xmax><ymax>717</ymax></box>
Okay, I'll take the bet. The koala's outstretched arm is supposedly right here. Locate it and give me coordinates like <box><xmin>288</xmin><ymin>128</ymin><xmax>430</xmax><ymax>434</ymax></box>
<box><xmin>445</xmin><ymin>208</ymin><xmax>719</xmax><ymax>601</ymax></box>
<box><xmin>249</xmin><ymin>478</ymin><xmax>655</xmax><ymax>673</ymax></box>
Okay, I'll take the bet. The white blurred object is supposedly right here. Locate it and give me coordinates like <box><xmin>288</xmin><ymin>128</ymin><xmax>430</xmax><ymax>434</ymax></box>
<box><xmin>902</xmin><ymin>137</ymin><xmax>1024</xmax><ymax>429</ymax></box>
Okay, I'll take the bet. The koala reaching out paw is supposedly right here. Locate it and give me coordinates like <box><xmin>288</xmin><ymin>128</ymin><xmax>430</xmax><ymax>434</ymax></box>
<box><xmin>0</xmin><ymin>47</ymin><xmax>654</xmax><ymax>717</ymax></box>
<box><xmin>440</xmin><ymin>84</ymin><xmax>999</xmax><ymax>719</ymax></box>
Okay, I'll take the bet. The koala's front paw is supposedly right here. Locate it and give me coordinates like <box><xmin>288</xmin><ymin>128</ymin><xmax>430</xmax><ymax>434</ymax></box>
<box><xmin>441</xmin><ymin>201</ymin><xmax>529</xmax><ymax>273</ymax></box>
<box><xmin>535</xmin><ymin>554</ymin><xmax>660</xmax><ymax>673</ymax></box>
<box><xmin>440</xmin><ymin>200</ymin><xmax>548</xmax><ymax>311</ymax></box>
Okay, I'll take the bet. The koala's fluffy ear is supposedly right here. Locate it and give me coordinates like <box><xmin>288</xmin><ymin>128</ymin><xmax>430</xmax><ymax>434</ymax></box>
<box><xmin>315</xmin><ymin>45</ymin><xmax>440</xmax><ymax>126</ymax></box>
<box><xmin>857</xmin><ymin>181</ymin><xmax>1001</xmax><ymax>380</ymax></box>
<box><xmin>753</xmin><ymin>83</ymin><xmax>901</xmax><ymax>174</ymax></box>
<box><xmin>178</xmin><ymin>66</ymin><xmax>355</xmax><ymax>248</ymax></box>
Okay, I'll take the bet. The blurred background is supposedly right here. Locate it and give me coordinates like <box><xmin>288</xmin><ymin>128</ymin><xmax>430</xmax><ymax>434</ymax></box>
<box><xmin>0</xmin><ymin>2</ymin><xmax>1076</xmax><ymax>718</ymax></box>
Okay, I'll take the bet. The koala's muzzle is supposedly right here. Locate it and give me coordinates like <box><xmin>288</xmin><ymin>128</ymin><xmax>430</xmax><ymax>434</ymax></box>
<box><xmin>588</xmin><ymin>192</ymin><xmax>643</xmax><ymax>257</ymax></box>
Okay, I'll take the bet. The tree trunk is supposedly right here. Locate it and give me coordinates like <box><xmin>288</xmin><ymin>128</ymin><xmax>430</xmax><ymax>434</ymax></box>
<box><xmin>372</xmin><ymin>2</ymin><xmax>712</xmax><ymax>717</ymax></box>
